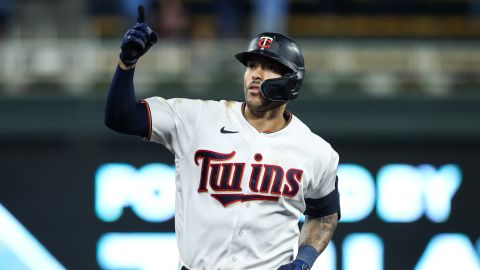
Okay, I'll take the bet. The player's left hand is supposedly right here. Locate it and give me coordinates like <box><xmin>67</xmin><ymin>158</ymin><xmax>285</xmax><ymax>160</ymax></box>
<box><xmin>277</xmin><ymin>259</ymin><xmax>311</xmax><ymax>270</ymax></box>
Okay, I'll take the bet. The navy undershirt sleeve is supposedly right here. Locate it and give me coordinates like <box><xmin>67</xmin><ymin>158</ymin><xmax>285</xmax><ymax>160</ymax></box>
<box><xmin>104</xmin><ymin>66</ymin><xmax>148</xmax><ymax>137</ymax></box>
<box><xmin>304</xmin><ymin>176</ymin><xmax>341</xmax><ymax>220</ymax></box>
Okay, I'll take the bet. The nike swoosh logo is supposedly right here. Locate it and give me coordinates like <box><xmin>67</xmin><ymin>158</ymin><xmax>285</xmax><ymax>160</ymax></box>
<box><xmin>220</xmin><ymin>127</ymin><xmax>239</xmax><ymax>134</ymax></box>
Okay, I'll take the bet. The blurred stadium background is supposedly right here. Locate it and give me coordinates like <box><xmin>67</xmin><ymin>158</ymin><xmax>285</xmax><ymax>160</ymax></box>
<box><xmin>0</xmin><ymin>0</ymin><xmax>479</xmax><ymax>269</ymax></box>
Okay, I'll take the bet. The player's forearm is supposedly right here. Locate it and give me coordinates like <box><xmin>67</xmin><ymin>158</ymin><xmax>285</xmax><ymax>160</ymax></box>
<box><xmin>299</xmin><ymin>212</ymin><xmax>338</xmax><ymax>254</ymax></box>
<box><xmin>105</xmin><ymin>64</ymin><xmax>136</xmax><ymax>130</ymax></box>
<box><xmin>104</xmin><ymin>64</ymin><xmax>148</xmax><ymax>137</ymax></box>
<box><xmin>282</xmin><ymin>213</ymin><xmax>338</xmax><ymax>269</ymax></box>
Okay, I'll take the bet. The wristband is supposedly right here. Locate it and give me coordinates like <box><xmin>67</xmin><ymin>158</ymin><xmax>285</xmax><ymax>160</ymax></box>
<box><xmin>118</xmin><ymin>58</ymin><xmax>136</xmax><ymax>70</ymax></box>
<box><xmin>296</xmin><ymin>245</ymin><xmax>319</xmax><ymax>269</ymax></box>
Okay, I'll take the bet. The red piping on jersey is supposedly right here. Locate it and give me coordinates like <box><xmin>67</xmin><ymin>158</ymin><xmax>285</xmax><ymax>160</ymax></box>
<box><xmin>140</xmin><ymin>100</ymin><xmax>152</xmax><ymax>141</ymax></box>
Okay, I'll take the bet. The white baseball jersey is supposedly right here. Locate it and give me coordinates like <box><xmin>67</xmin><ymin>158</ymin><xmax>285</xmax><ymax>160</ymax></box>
<box><xmin>142</xmin><ymin>98</ymin><xmax>339</xmax><ymax>270</ymax></box>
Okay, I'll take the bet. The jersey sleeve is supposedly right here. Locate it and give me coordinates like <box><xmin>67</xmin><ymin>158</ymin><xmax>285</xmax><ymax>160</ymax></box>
<box><xmin>142</xmin><ymin>97</ymin><xmax>203</xmax><ymax>157</ymax></box>
<box><xmin>304</xmin><ymin>145</ymin><xmax>341</xmax><ymax>219</ymax></box>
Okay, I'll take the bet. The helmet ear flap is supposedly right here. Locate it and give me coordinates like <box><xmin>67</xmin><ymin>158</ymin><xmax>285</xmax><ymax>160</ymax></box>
<box><xmin>260</xmin><ymin>74</ymin><xmax>300</xmax><ymax>102</ymax></box>
<box><xmin>286</xmin><ymin>74</ymin><xmax>298</xmax><ymax>91</ymax></box>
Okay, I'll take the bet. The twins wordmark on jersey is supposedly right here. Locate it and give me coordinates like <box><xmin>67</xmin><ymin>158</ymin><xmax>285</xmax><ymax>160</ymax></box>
<box><xmin>195</xmin><ymin>149</ymin><xmax>303</xmax><ymax>207</ymax></box>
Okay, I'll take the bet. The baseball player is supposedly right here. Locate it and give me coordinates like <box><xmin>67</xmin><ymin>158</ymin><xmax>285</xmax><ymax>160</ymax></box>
<box><xmin>105</xmin><ymin>5</ymin><xmax>340</xmax><ymax>270</ymax></box>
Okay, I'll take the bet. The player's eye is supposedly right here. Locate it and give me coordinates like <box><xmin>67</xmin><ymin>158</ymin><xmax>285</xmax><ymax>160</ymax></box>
<box><xmin>247</xmin><ymin>62</ymin><xmax>257</xmax><ymax>69</ymax></box>
<box><xmin>265</xmin><ymin>64</ymin><xmax>278</xmax><ymax>73</ymax></box>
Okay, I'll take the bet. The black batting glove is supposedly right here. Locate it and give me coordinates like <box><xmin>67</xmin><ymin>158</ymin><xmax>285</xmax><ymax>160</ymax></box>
<box><xmin>277</xmin><ymin>259</ymin><xmax>310</xmax><ymax>270</ymax></box>
<box><xmin>119</xmin><ymin>5</ymin><xmax>158</xmax><ymax>67</ymax></box>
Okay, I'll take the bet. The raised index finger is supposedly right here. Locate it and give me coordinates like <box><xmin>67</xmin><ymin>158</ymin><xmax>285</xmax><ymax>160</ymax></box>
<box><xmin>137</xmin><ymin>5</ymin><xmax>145</xmax><ymax>23</ymax></box>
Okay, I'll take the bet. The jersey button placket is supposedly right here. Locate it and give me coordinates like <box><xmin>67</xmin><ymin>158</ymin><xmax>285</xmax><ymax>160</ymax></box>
<box><xmin>223</xmin><ymin>198</ymin><xmax>247</xmax><ymax>269</ymax></box>
<box><xmin>227</xmin><ymin>200</ymin><xmax>250</xmax><ymax>268</ymax></box>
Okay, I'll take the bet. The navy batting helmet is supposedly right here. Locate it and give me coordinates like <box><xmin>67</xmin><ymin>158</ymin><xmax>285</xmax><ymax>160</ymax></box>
<box><xmin>235</xmin><ymin>32</ymin><xmax>305</xmax><ymax>101</ymax></box>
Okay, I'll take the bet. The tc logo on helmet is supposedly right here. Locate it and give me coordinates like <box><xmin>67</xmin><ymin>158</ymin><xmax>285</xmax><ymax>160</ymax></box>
<box><xmin>258</xmin><ymin>36</ymin><xmax>273</xmax><ymax>49</ymax></box>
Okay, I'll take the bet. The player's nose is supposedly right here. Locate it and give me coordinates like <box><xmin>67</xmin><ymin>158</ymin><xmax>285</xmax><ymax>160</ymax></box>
<box><xmin>250</xmin><ymin>66</ymin><xmax>264</xmax><ymax>81</ymax></box>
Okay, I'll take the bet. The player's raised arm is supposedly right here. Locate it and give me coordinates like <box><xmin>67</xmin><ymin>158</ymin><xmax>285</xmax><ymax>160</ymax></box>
<box><xmin>104</xmin><ymin>5</ymin><xmax>158</xmax><ymax>137</ymax></box>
